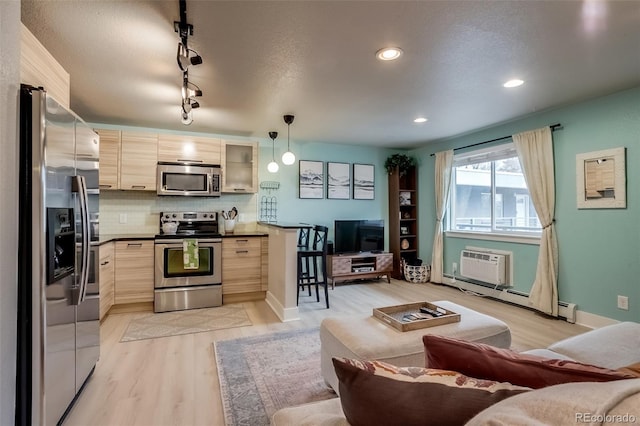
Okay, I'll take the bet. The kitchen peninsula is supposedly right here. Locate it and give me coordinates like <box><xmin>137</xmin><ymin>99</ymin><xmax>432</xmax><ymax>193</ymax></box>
<box><xmin>258</xmin><ymin>222</ymin><xmax>311</xmax><ymax>322</ymax></box>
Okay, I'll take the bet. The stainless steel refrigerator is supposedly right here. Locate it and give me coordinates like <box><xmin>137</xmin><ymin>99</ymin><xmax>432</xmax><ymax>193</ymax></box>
<box><xmin>17</xmin><ymin>85</ymin><xmax>100</xmax><ymax>426</ymax></box>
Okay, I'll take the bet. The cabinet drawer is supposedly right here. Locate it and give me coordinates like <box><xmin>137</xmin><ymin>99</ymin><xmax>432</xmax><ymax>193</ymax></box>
<box><xmin>222</xmin><ymin>238</ymin><xmax>261</xmax><ymax>258</ymax></box>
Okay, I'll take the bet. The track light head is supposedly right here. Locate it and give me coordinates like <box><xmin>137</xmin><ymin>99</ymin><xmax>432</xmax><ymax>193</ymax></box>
<box><xmin>181</xmin><ymin>107</ymin><xmax>193</xmax><ymax>125</ymax></box>
<box><xmin>190</xmin><ymin>54</ymin><xmax>203</xmax><ymax>66</ymax></box>
<box><xmin>190</xmin><ymin>100</ymin><xmax>200</xmax><ymax>109</ymax></box>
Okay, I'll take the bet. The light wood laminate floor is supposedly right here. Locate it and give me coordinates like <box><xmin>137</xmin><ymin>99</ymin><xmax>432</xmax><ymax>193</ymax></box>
<box><xmin>64</xmin><ymin>280</ymin><xmax>590</xmax><ymax>426</ymax></box>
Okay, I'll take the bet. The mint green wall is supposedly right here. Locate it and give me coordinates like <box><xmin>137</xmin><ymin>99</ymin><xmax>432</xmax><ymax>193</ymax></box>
<box><xmin>411</xmin><ymin>86</ymin><xmax>640</xmax><ymax>321</ymax></box>
<box><xmin>258</xmin><ymin>140</ymin><xmax>393</xmax><ymax>244</ymax></box>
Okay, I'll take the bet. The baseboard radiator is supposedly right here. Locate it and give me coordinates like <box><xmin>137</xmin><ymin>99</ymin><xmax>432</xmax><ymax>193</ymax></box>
<box><xmin>443</xmin><ymin>275</ymin><xmax>577</xmax><ymax>323</ymax></box>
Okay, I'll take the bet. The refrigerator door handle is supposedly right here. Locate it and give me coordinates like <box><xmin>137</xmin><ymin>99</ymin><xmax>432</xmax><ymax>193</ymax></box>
<box><xmin>72</xmin><ymin>175</ymin><xmax>91</xmax><ymax>304</ymax></box>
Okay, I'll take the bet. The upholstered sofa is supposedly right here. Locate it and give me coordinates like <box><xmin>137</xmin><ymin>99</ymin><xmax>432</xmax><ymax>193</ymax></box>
<box><xmin>271</xmin><ymin>321</ymin><xmax>640</xmax><ymax>426</ymax></box>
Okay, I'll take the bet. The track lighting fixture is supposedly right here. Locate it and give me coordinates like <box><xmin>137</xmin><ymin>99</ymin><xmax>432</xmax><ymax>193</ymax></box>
<box><xmin>174</xmin><ymin>0</ymin><xmax>203</xmax><ymax>125</ymax></box>
<box><xmin>267</xmin><ymin>131</ymin><xmax>279</xmax><ymax>173</ymax></box>
<box><xmin>282</xmin><ymin>114</ymin><xmax>296</xmax><ymax>166</ymax></box>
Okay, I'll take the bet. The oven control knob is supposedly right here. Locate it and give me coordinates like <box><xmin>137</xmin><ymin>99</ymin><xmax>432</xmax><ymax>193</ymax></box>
<box><xmin>209</xmin><ymin>214</ymin><xmax>214</xmax><ymax>218</ymax></box>
<box><xmin>172</xmin><ymin>214</ymin><xmax>177</xmax><ymax>218</ymax></box>
<box><xmin>164</xmin><ymin>214</ymin><xmax>170</xmax><ymax>219</ymax></box>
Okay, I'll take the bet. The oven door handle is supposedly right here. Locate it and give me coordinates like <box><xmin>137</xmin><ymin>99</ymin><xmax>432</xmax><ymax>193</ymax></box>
<box><xmin>155</xmin><ymin>239</ymin><xmax>222</xmax><ymax>246</ymax></box>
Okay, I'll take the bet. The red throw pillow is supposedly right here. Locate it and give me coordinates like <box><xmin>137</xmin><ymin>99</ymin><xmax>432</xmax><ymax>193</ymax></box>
<box><xmin>423</xmin><ymin>334</ymin><xmax>636</xmax><ymax>389</ymax></box>
<box><xmin>332</xmin><ymin>357</ymin><xmax>530</xmax><ymax>426</ymax></box>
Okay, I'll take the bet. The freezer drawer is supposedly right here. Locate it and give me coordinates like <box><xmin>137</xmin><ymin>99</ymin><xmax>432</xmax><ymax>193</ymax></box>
<box><xmin>154</xmin><ymin>284</ymin><xmax>222</xmax><ymax>313</ymax></box>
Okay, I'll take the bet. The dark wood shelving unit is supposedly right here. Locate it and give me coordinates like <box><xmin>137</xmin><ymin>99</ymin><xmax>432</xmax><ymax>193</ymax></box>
<box><xmin>388</xmin><ymin>165</ymin><xmax>418</xmax><ymax>279</ymax></box>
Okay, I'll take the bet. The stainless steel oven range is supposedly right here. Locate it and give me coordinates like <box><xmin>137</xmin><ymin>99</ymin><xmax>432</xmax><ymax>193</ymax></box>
<box><xmin>154</xmin><ymin>211</ymin><xmax>222</xmax><ymax>313</ymax></box>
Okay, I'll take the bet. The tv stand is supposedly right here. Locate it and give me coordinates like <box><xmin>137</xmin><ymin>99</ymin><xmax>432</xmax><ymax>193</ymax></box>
<box><xmin>328</xmin><ymin>252</ymin><xmax>393</xmax><ymax>287</ymax></box>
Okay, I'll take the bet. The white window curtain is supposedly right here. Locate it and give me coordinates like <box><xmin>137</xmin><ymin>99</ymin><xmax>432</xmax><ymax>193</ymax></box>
<box><xmin>513</xmin><ymin>127</ymin><xmax>559</xmax><ymax>316</ymax></box>
<box><xmin>431</xmin><ymin>149</ymin><xmax>454</xmax><ymax>283</ymax></box>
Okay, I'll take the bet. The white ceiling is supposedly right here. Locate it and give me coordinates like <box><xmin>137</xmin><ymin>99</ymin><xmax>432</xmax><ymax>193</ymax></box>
<box><xmin>21</xmin><ymin>1</ymin><xmax>640</xmax><ymax>148</ymax></box>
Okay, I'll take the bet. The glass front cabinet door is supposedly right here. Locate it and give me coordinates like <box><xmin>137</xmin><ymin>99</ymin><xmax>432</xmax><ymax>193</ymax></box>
<box><xmin>221</xmin><ymin>140</ymin><xmax>258</xmax><ymax>193</ymax></box>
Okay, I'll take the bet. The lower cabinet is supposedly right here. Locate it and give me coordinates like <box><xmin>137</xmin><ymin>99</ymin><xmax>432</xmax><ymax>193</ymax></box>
<box><xmin>114</xmin><ymin>240</ymin><xmax>155</xmax><ymax>304</ymax></box>
<box><xmin>99</xmin><ymin>242</ymin><xmax>115</xmax><ymax>320</ymax></box>
<box><xmin>222</xmin><ymin>237</ymin><xmax>262</xmax><ymax>296</ymax></box>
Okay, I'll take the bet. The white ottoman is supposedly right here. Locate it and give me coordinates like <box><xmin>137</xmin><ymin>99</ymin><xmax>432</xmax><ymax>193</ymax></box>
<box><xmin>320</xmin><ymin>300</ymin><xmax>511</xmax><ymax>393</ymax></box>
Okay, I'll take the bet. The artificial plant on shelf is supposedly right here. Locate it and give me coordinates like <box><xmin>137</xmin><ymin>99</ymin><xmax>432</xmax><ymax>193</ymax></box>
<box><xmin>384</xmin><ymin>154</ymin><xmax>416</xmax><ymax>176</ymax></box>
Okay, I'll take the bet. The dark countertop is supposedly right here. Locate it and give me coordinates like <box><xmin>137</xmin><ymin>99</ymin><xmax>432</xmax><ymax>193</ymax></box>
<box><xmin>221</xmin><ymin>231</ymin><xmax>268</xmax><ymax>237</ymax></box>
<box><xmin>258</xmin><ymin>221</ymin><xmax>313</xmax><ymax>229</ymax></box>
<box><xmin>99</xmin><ymin>234</ymin><xmax>155</xmax><ymax>244</ymax></box>
<box><xmin>99</xmin><ymin>231</ymin><xmax>267</xmax><ymax>244</ymax></box>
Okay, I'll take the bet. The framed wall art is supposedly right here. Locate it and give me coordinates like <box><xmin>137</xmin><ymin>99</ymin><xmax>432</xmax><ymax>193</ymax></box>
<box><xmin>353</xmin><ymin>163</ymin><xmax>375</xmax><ymax>199</ymax></box>
<box><xmin>576</xmin><ymin>147</ymin><xmax>626</xmax><ymax>209</ymax></box>
<box><xmin>299</xmin><ymin>160</ymin><xmax>324</xmax><ymax>199</ymax></box>
<box><xmin>327</xmin><ymin>162</ymin><xmax>350</xmax><ymax>199</ymax></box>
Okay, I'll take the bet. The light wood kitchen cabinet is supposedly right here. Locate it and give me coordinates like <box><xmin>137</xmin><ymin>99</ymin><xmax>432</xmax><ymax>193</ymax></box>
<box><xmin>222</xmin><ymin>237</ymin><xmax>262</xmax><ymax>295</ymax></box>
<box><xmin>157</xmin><ymin>134</ymin><xmax>221</xmax><ymax>164</ymax></box>
<box><xmin>114</xmin><ymin>240</ymin><xmax>154</xmax><ymax>304</ymax></box>
<box><xmin>260</xmin><ymin>236</ymin><xmax>269</xmax><ymax>291</ymax></box>
<box><xmin>221</xmin><ymin>140</ymin><xmax>258</xmax><ymax>193</ymax></box>
<box><xmin>99</xmin><ymin>242</ymin><xmax>115</xmax><ymax>320</ymax></box>
<box><xmin>120</xmin><ymin>132</ymin><xmax>158</xmax><ymax>191</ymax></box>
<box><xmin>96</xmin><ymin>129</ymin><xmax>120</xmax><ymax>189</ymax></box>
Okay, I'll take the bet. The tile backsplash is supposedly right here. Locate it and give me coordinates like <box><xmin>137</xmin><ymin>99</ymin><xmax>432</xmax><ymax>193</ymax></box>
<box><xmin>100</xmin><ymin>191</ymin><xmax>258</xmax><ymax>235</ymax></box>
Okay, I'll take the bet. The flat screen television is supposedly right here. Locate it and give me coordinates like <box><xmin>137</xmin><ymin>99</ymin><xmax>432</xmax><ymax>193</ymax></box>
<box><xmin>334</xmin><ymin>220</ymin><xmax>384</xmax><ymax>254</ymax></box>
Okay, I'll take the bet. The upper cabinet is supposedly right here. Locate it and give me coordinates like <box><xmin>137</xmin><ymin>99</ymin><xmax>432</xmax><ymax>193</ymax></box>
<box><xmin>120</xmin><ymin>132</ymin><xmax>158</xmax><ymax>191</ymax></box>
<box><xmin>96</xmin><ymin>129</ymin><xmax>120</xmax><ymax>189</ymax></box>
<box><xmin>96</xmin><ymin>129</ymin><xmax>157</xmax><ymax>191</ymax></box>
<box><xmin>20</xmin><ymin>24</ymin><xmax>70</xmax><ymax>109</ymax></box>
<box><xmin>221</xmin><ymin>140</ymin><xmax>258</xmax><ymax>193</ymax></box>
<box><xmin>96</xmin><ymin>130</ymin><xmax>256</xmax><ymax>193</ymax></box>
<box><xmin>157</xmin><ymin>134</ymin><xmax>221</xmax><ymax>165</ymax></box>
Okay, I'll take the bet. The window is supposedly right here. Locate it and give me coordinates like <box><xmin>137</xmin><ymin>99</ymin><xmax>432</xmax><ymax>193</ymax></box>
<box><xmin>448</xmin><ymin>143</ymin><xmax>541</xmax><ymax>235</ymax></box>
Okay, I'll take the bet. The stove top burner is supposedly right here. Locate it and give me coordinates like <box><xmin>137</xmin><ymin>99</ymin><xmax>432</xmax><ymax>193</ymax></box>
<box><xmin>157</xmin><ymin>211</ymin><xmax>220</xmax><ymax>238</ymax></box>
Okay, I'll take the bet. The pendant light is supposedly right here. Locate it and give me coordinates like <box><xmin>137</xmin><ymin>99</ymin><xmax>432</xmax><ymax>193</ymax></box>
<box><xmin>267</xmin><ymin>131</ymin><xmax>279</xmax><ymax>173</ymax></box>
<box><xmin>281</xmin><ymin>114</ymin><xmax>296</xmax><ymax>165</ymax></box>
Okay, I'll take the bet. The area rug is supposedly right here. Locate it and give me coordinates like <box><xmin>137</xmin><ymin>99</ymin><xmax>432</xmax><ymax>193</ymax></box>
<box><xmin>214</xmin><ymin>327</ymin><xmax>337</xmax><ymax>426</ymax></box>
<box><xmin>120</xmin><ymin>305</ymin><xmax>252</xmax><ymax>342</ymax></box>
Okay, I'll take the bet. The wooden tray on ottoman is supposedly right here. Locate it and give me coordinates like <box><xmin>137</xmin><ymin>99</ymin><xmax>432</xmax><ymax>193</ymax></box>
<box><xmin>373</xmin><ymin>301</ymin><xmax>460</xmax><ymax>332</ymax></box>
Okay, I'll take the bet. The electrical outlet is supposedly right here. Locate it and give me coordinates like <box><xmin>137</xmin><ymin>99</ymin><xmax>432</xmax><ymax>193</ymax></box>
<box><xmin>119</xmin><ymin>213</ymin><xmax>127</xmax><ymax>224</ymax></box>
<box><xmin>617</xmin><ymin>295</ymin><xmax>629</xmax><ymax>310</ymax></box>
<box><xmin>452</xmin><ymin>262</ymin><xmax>458</xmax><ymax>274</ymax></box>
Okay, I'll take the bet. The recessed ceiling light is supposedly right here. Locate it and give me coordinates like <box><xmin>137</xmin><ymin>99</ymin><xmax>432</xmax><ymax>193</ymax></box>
<box><xmin>503</xmin><ymin>79</ymin><xmax>524</xmax><ymax>88</ymax></box>
<box><xmin>414</xmin><ymin>117</ymin><xmax>428</xmax><ymax>123</ymax></box>
<box><xmin>376</xmin><ymin>47</ymin><xmax>403</xmax><ymax>61</ymax></box>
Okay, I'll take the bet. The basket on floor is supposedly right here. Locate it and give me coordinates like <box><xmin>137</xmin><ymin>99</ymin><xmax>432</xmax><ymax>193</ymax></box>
<box><xmin>403</xmin><ymin>263</ymin><xmax>431</xmax><ymax>283</ymax></box>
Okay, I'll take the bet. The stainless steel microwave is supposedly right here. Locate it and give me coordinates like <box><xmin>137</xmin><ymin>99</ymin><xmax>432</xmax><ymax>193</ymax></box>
<box><xmin>157</xmin><ymin>162</ymin><xmax>221</xmax><ymax>197</ymax></box>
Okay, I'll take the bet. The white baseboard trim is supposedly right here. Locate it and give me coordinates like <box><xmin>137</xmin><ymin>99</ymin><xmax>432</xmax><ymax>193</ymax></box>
<box><xmin>265</xmin><ymin>291</ymin><xmax>300</xmax><ymax>322</ymax></box>
<box><xmin>441</xmin><ymin>276</ymin><xmax>577</xmax><ymax>323</ymax></box>
<box><xmin>574</xmin><ymin>310</ymin><xmax>619</xmax><ymax>329</ymax></box>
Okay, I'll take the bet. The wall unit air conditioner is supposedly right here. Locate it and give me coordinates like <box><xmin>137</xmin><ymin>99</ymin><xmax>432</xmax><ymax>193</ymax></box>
<box><xmin>460</xmin><ymin>250</ymin><xmax>507</xmax><ymax>286</ymax></box>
